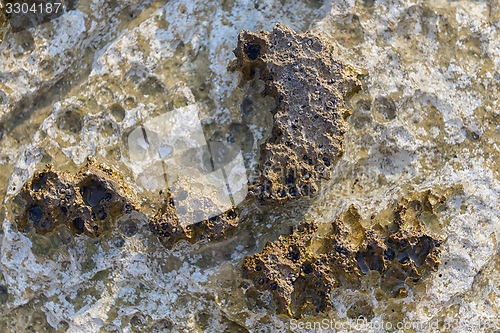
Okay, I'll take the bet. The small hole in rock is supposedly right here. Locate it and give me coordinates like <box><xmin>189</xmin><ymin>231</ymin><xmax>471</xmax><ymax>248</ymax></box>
<box><xmin>244</xmin><ymin>42</ymin><xmax>261</xmax><ymax>60</ymax></box>
<box><xmin>29</xmin><ymin>206</ymin><xmax>43</xmax><ymax>222</ymax></box>
<box><xmin>72</xmin><ymin>218</ymin><xmax>84</xmax><ymax>233</ymax></box>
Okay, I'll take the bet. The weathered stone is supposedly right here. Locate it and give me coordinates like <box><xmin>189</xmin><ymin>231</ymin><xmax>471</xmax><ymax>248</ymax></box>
<box><xmin>15</xmin><ymin>156</ymin><xmax>139</xmax><ymax>237</ymax></box>
<box><xmin>149</xmin><ymin>190</ymin><xmax>239</xmax><ymax>249</ymax></box>
<box><xmin>241</xmin><ymin>221</ymin><xmax>319</xmax><ymax>317</ymax></box>
<box><xmin>232</xmin><ymin>23</ymin><xmax>361</xmax><ymax>205</ymax></box>
<box><xmin>242</xmin><ymin>189</ymin><xmax>447</xmax><ymax>317</ymax></box>
<box><xmin>0</xmin><ymin>8</ymin><xmax>7</xmax><ymax>44</ymax></box>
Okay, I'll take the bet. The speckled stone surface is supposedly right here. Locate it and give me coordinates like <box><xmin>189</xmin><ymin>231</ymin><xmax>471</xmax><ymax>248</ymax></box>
<box><xmin>233</xmin><ymin>23</ymin><xmax>361</xmax><ymax>205</ymax></box>
<box><xmin>242</xmin><ymin>188</ymin><xmax>449</xmax><ymax>318</ymax></box>
<box><xmin>15</xmin><ymin>156</ymin><xmax>139</xmax><ymax>237</ymax></box>
<box><xmin>0</xmin><ymin>0</ymin><xmax>500</xmax><ymax>332</ymax></box>
<box><xmin>149</xmin><ymin>189</ymin><xmax>239</xmax><ymax>249</ymax></box>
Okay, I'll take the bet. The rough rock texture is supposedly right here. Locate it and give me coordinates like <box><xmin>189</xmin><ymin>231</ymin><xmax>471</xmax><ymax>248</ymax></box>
<box><xmin>0</xmin><ymin>9</ymin><xmax>6</xmax><ymax>44</ymax></box>
<box><xmin>242</xmin><ymin>221</ymin><xmax>319</xmax><ymax>316</ymax></box>
<box><xmin>15</xmin><ymin>156</ymin><xmax>139</xmax><ymax>237</ymax></box>
<box><xmin>242</xmin><ymin>189</ymin><xmax>447</xmax><ymax>317</ymax></box>
<box><xmin>1</xmin><ymin>0</ymin><xmax>499</xmax><ymax>330</ymax></box>
<box><xmin>232</xmin><ymin>23</ymin><xmax>361</xmax><ymax>205</ymax></box>
<box><xmin>149</xmin><ymin>190</ymin><xmax>239</xmax><ymax>249</ymax></box>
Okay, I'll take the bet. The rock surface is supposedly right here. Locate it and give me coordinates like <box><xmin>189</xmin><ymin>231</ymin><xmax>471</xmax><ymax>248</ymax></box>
<box><xmin>0</xmin><ymin>0</ymin><xmax>499</xmax><ymax>332</ymax></box>
<box><xmin>149</xmin><ymin>190</ymin><xmax>239</xmax><ymax>249</ymax></box>
<box><xmin>242</xmin><ymin>188</ymin><xmax>450</xmax><ymax>318</ymax></box>
<box><xmin>15</xmin><ymin>156</ymin><xmax>139</xmax><ymax>237</ymax></box>
<box><xmin>233</xmin><ymin>23</ymin><xmax>361</xmax><ymax>205</ymax></box>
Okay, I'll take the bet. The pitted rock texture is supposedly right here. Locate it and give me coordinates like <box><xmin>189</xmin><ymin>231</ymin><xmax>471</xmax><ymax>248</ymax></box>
<box><xmin>242</xmin><ymin>189</ymin><xmax>448</xmax><ymax>317</ymax></box>
<box><xmin>149</xmin><ymin>190</ymin><xmax>239</xmax><ymax>249</ymax></box>
<box><xmin>232</xmin><ymin>23</ymin><xmax>361</xmax><ymax>205</ymax></box>
<box><xmin>15</xmin><ymin>156</ymin><xmax>139</xmax><ymax>237</ymax></box>
<box><xmin>242</xmin><ymin>221</ymin><xmax>319</xmax><ymax>316</ymax></box>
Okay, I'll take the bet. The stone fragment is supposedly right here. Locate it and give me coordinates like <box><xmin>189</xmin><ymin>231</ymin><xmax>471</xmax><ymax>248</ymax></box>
<box><xmin>242</xmin><ymin>190</ymin><xmax>448</xmax><ymax>317</ymax></box>
<box><xmin>15</xmin><ymin>156</ymin><xmax>139</xmax><ymax>237</ymax></box>
<box><xmin>232</xmin><ymin>23</ymin><xmax>361</xmax><ymax>205</ymax></box>
<box><xmin>241</xmin><ymin>221</ymin><xmax>319</xmax><ymax>317</ymax></box>
<box><xmin>149</xmin><ymin>190</ymin><xmax>239</xmax><ymax>249</ymax></box>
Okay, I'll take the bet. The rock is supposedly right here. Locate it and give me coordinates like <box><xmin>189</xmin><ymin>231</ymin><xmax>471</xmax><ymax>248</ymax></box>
<box><xmin>0</xmin><ymin>11</ymin><xmax>7</xmax><ymax>44</ymax></box>
<box><xmin>232</xmin><ymin>23</ymin><xmax>361</xmax><ymax>205</ymax></box>
<box><xmin>242</xmin><ymin>188</ymin><xmax>448</xmax><ymax>317</ymax></box>
<box><xmin>15</xmin><ymin>156</ymin><xmax>139</xmax><ymax>237</ymax></box>
<box><xmin>242</xmin><ymin>220</ymin><xmax>318</xmax><ymax>317</ymax></box>
<box><xmin>149</xmin><ymin>190</ymin><xmax>239</xmax><ymax>249</ymax></box>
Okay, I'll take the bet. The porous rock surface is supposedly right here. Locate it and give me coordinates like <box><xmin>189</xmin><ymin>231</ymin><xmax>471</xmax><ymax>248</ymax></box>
<box><xmin>15</xmin><ymin>156</ymin><xmax>139</xmax><ymax>237</ymax></box>
<box><xmin>232</xmin><ymin>23</ymin><xmax>361</xmax><ymax>205</ymax></box>
<box><xmin>242</xmin><ymin>220</ymin><xmax>319</xmax><ymax>316</ymax></box>
<box><xmin>242</xmin><ymin>189</ymin><xmax>448</xmax><ymax>317</ymax></box>
<box><xmin>0</xmin><ymin>0</ymin><xmax>499</xmax><ymax>330</ymax></box>
<box><xmin>149</xmin><ymin>190</ymin><xmax>239</xmax><ymax>249</ymax></box>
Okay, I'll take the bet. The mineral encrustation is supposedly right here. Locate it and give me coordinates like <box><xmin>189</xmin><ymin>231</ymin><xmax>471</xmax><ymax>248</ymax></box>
<box><xmin>243</xmin><ymin>221</ymin><xmax>319</xmax><ymax>316</ymax></box>
<box><xmin>242</xmin><ymin>189</ymin><xmax>448</xmax><ymax>317</ymax></box>
<box><xmin>15</xmin><ymin>156</ymin><xmax>139</xmax><ymax>237</ymax></box>
<box><xmin>0</xmin><ymin>8</ymin><xmax>6</xmax><ymax>44</ymax></box>
<box><xmin>232</xmin><ymin>23</ymin><xmax>361</xmax><ymax>205</ymax></box>
<box><xmin>149</xmin><ymin>190</ymin><xmax>239</xmax><ymax>249</ymax></box>
<box><xmin>149</xmin><ymin>23</ymin><xmax>361</xmax><ymax>249</ymax></box>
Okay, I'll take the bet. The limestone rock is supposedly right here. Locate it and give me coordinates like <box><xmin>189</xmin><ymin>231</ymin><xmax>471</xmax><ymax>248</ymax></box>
<box><xmin>241</xmin><ymin>221</ymin><xmax>319</xmax><ymax>317</ymax></box>
<box><xmin>232</xmin><ymin>23</ymin><xmax>361</xmax><ymax>205</ymax></box>
<box><xmin>149</xmin><ymin>190</ymin><xmax>239</xmax><ymax>249</ymax></box>
<box><xmin>15</xmin><ymin>156</ymin><xmax>139</xmax><ymax>237</ymax></box>
<box><xmin>242</xmin><ymin>189</ymin><xmax>448</xmax><ymax>317</ymax></box>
